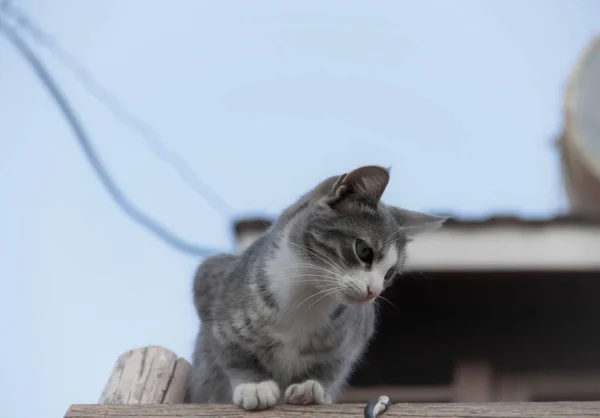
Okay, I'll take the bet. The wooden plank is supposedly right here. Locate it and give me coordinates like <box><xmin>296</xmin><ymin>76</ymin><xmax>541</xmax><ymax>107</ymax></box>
<box><xmin>66</xmin><ymin>402</ymin><xmax>600</xmax><ymax>418</ymax></box>
<box><xmin>341</xmin><ymin>385</ymin><xmax>452</xmax><ymax>403</ymax></box>
<box><xmin>99</xmin><ymin>346</ymin><xmax>191</xmax><ymax>404</ymax></box>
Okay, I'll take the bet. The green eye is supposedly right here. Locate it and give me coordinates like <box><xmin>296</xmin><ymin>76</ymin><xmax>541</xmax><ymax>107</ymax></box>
<box><xmin>355</xmin><ymin>239</ymin><xmax>374</xmax><ymax>264</ymax></box>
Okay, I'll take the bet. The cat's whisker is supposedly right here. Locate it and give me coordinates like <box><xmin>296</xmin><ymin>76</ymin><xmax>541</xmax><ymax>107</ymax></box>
<box><xmin>302</xmin><ymin>287</ymin><xmax>344</xmax><ymax>313</ymax></box>
<box><xmin>382</xmin><ymin>223</ymin><xmax>434</xmax><ymax>247</ymax></box>
<box><xmin>382</xmin><ymin>228</ymin><xmax>400</xmax><ymax>243</ymax></box>
<box><xmin>293</xmin><ymin>227</ymin><xmax>346</xmax><ymax>273</ymax></box>
<box><xmin>411</xmin><ymin>269</ymin><xmax>431</xmax><ymax>281</ymax></box>
<box><xmin>376</xmin><ymin>295</ymin><xmax>395</xmax><ymax>308</ymax></box>
<box><xmin>345</xmin><ymin>278</ymin><xmax>365</xmax><ymax>295</ymax></box>
<box><xmin>283</xmin><ymin>263</ymin><xmax>336</xmax><ymax>272</ymax></box>
<box><xmin>282</xmin><ymin>279</ymin><xmax>340</xmax><ymax>287</ymax></box>
<box><xmin>288</xmin><ymin>245</ymin><xmax>343</xmax><ymax>275</ymax></box>
<box><xmin>282</xmin><ymin>273</ymin><xmax>339</xmax><ymax>282</ymax></box>
<box><xmin>287</xmin><ymin>240</ymin><xmax>345</xmax><ymax>275</ymax></box>
<box><xmin>282</xmin><ymin>264</ymin><xmax>345</xmax><ymax>280</ymax></box>
<box><xmin>373</xmin><ymin>301</ymin><xmax>381</xmax><ymax>317</ymax></box>
<box><xmin>382</xmin><ymin>228</ymin><xmax>404</xmax><ymax>247</ymax></box>
<box><xmin>289</xmin><ymin>286</ymin><xmax>343</xmax><ymax>314</ymax></box>
<box><xmin>282</xmin><ymin>279</ymin><xmax>340</xmax><ymax>285</ymax></box>
<box><xmin>289</xmin><ymin>287</ymin><xmax>335</xmax><ymax>312</ymax></box>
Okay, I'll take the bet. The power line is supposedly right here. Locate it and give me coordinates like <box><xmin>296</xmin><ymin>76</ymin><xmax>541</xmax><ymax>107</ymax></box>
<box><xmin>0</xmin><ymin>16</ymin><xmax>223</xmax><ymax>257</ymax></box>
<box><xmin>1</xmin><ymin>1</ymin><xmax>235</xmax><ymax>217</ymax></box>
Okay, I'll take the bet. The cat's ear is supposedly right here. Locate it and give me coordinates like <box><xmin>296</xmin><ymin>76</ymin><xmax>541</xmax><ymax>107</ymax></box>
<box><xmin>388</xmin><ymin>206</ymin><xmax>447</xmax><ymax>239</ymax></box>
<box><xmin>330</xmin><ymin>165</ymin><xmax>390</xmax><ymax>206</ymax></box>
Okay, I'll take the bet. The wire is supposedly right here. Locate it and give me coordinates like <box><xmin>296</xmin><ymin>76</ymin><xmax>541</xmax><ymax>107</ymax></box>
<box><xmin>0</xmin><ymin>16</ymin><xmax>223</xmax><ymax>257</ymax></box>
<box><xmin>1</xmin><ymin>1</ymin><xmax>235</xmax><ymax>217</ymax></box>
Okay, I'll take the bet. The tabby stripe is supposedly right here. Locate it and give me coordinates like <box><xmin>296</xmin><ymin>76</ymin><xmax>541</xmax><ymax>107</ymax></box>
<box><xmin>330</xmin><ymin>305</ymin><xmax>346</xmax><ymax>321</ymax></box>
<box><xmin>255</xmin><ymin>268</ymin><xmax>278</xmax><ymax>310</ymax></box>
<box><xmin>306</xmin><ymin>232</ymin><xmax>341</xmax><ymax>266</ymax></box>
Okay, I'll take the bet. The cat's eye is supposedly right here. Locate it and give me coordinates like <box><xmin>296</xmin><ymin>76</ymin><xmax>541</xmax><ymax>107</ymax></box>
<box><xmin>384</xmin><ymin>267</ymin><xmax>397</xmax><ymax>282</ymax></box>
<box><xmin>355</xmin><ymin>239</ymin><xmax>374</xmax><ymax>264</ymax></box>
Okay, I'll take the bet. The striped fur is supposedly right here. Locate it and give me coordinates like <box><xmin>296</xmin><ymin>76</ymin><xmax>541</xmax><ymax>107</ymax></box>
<box><xmin>187</xmin><ymin>166</ymin><xmax>445</xmax><ymax>410</ymax></box>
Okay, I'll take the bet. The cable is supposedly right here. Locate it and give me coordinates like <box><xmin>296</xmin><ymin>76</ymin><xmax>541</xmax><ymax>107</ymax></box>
<box><xmin>1</xmin><ymin>1</ymin><xmax>235</xmax><ymax>217</ymax></box>
<box><xmin>0</xmin><ymin>16</ymin><xmax>223</xmax><ymax>257</ymax></box>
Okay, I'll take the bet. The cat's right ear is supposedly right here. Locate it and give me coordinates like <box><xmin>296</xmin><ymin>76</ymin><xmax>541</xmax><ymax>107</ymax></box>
<box><xmin>328</xmin><ymin>165</ymin><xmax>390</xmax><ymax>207</ymax></box>
<box><xmin>388</xmin><ymin>206</ymin><xmax>447</xmax><ymax>239</ymax></box>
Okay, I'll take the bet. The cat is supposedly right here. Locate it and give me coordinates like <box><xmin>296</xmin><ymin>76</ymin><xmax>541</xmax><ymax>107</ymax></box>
<box><xmin>187</xmin><ymin>165</ymin><xmax>446</xmax><ymax>410</ymax></box>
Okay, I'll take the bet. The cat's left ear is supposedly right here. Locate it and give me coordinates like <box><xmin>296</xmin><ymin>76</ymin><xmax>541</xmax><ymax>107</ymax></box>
<box><xmin>387</xmin><ymin>206</ymin><xmax>447</xmax><ymax>239</ymax></box>
<box><xmin>330</xmin><ymin>165</ymin><xmax>390</xmax><ymax>206</ymax></box>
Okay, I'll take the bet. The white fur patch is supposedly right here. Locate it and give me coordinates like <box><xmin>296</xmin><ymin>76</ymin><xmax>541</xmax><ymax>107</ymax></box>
<box><xmin>284</xmin><ymin>379</ymin><xmax>332</xmax><ymax>405</ymax></box>
<box><xmin>233</xmin><ymin>380</ymin><xmax>280</xmax><ymax>410</ymax></box>
<box><xmin>265</xmin><ymin>231</ymin><xmax>338</xmax><ymax>376</ymax></box>
<box><xmin>267</xmin><ymin>229</ymin><xmax>339</xmax><ymax>319</ymax></box>
<box><xmin>267</xmin><ymin>232</ymin><xmax>303</xmax><ymax>307</ymax></box>
<box><xmin>346</xmin><ymin>245</ymin><xmax>398</xmax><ymax>299</ymax></box>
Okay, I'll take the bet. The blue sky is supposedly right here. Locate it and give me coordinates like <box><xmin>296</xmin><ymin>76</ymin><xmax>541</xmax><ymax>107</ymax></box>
<box><xmin>1</xmin><ymin>1</ymin><xmax>599</xmax><ymax>417</ymax></box>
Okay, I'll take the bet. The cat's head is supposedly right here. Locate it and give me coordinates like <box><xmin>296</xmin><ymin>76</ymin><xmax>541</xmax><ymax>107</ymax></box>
<box><xmin>287</xmin><ymin>165</ymin><xmax>446</xmax><ymax>306</ymax></box>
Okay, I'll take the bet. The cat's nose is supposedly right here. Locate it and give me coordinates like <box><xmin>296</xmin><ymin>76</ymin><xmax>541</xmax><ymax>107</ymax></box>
<box><xmin>364</xmin><ymin>285</ymin><xmax>380</xmax><ymax>301</ymax></box>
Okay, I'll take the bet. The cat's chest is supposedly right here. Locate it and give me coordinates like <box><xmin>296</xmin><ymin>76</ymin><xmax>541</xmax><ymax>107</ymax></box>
<box><xmin>268</xmin><ymin>323</ymin><xmax>346</xmax><ymax>374</ymax></box>
<box><xmin>269</xmin><ymin>335</ymin><xmax>320</xmax><ymax>377</ymax></box>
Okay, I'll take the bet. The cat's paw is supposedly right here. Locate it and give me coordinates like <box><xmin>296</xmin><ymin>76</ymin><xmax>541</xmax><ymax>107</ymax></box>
<box><xmin>284</xmin><ymin>379</ymin><xmax>332</xmax><ymax>405</ymax></box>
<box><xmin>232</xmin><ymin>380</ymin><xmax>280</xmax><ymax>410</ymax></box>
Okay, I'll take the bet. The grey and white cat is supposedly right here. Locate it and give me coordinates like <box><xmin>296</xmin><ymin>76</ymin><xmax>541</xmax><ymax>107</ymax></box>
<box><xmin>187</xmin><ymin>165</ymin><xmax>445</xmax><ymax>410</ymax></box>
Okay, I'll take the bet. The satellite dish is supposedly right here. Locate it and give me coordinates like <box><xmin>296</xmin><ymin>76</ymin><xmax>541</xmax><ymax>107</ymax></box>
<box><xmin>561</xmin><ymin>35</ymin><xmax>600</xmax><ymax>219</ymax></box>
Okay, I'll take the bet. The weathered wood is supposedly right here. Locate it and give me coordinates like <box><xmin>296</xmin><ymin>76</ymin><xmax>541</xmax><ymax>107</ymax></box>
<box><xmin>65</xmin><ymin>402</ymin><xmax>600</xmax><ymax>418</ymax></box>
<box><xmin>341</xmin><ymin>385</ymin><xmax>452</xmax><ymax>403</ymax></box>
<box><xmin>99</xmin><ymin>346</ymin><xmax>191</xmax><ymax>404</ymax></box>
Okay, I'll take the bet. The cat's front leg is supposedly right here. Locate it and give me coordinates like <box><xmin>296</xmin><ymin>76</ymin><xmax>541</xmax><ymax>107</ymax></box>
<box><xmin>232</xmin><ymin>379</ymin><xmax>280</xmax><ymax>410</ymax></box>
<box><xmin>284</xmin><ymin>379</ymin><xmax>332</xmax><ymax>405</ymax></box>
<box><xmin>284</xmin><ymin>357</ymin><xmax>352</xmax><ymax>405</ymax></box>
<box><xmin>220</xmin><ymin>346</ymin><xmax>281</xmax><ymax>410</ymax></box>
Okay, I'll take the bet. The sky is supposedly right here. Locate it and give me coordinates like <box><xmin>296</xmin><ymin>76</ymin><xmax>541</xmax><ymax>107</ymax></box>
<box><xmin>1</xmin><ymin>1</ymin><xmax>599</xmax><ymax>417</ymax></box>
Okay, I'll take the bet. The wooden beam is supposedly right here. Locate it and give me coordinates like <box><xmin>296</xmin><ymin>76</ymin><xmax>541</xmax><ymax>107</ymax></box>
<box><xmin>99</xmin><ymin>346</ymin><xmax>191</xmax><ymax>404</ymax></box>
<box><xmin>65</xmin><ymin>402</ymin><xmax>600</xmax><ymax>417</ymax></box>
<box><xmin>341</xmin><ymin>385</ymin><xmax>452</xmax><ymax>403</ymax></box>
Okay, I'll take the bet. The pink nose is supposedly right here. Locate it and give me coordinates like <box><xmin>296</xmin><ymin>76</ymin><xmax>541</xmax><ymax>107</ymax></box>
<box><xmin>364</xmin><ymin>286</ymin><xmax>379</xmax><ymax>300</ymax></box>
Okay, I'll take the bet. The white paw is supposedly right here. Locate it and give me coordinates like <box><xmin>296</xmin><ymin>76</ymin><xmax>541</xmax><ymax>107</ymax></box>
<box><xmin>232</xmin><ymin>380</ymin><xmax>280</xmax><ymax>410</ymax></box>
<box><xmin>284</xmin><ymin>379</ymin><xmax>332</xmax><ymax>405</ymax></box>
